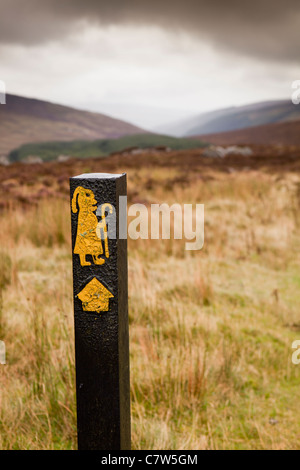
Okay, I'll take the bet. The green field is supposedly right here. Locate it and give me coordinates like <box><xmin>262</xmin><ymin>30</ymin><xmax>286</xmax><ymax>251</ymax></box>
<box><xmin>8</xmin><ymin>134</ymin><xmax>208</xmax><ymax>162</ymax></box>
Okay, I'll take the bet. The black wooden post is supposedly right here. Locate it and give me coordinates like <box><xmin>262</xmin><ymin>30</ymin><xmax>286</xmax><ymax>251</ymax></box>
<box><xmin>70</xmin><ymin>172</ymin><xmax>130</xmax><ymax>450</ymax></box>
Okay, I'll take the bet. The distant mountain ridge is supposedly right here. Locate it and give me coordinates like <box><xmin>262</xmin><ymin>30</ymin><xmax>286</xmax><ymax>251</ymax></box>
<box><xmin>0</xmin><ymin>94</ymin><xmax>146</xmax><ymax>157</ymax></box>
<box><xmin>158</xmin><ymin>100</ymin><xmax>300</xmax><ymax>137</ymax></box>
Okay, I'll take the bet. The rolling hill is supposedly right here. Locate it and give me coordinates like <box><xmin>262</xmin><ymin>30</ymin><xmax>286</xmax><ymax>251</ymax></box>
<box><xmin>0</xmin><ymin>94</ymin><xmax>145</xmax><ymax>157</ymax></box>
<box><xmin>158</xmin><ymin>100</ymin><xmax>300</xmax><ymax>137</ymax></box>
<box><xmin>193</xmin><ymin>119</ymin><xmax>300</xmax><ymax>147</ymax></box>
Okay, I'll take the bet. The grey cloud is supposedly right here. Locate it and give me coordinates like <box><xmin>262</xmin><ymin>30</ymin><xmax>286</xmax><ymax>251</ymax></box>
<box><xmin>0</xmin><ymin>0</ymin><xmax>299</xmax><ymax>62</ymax></box>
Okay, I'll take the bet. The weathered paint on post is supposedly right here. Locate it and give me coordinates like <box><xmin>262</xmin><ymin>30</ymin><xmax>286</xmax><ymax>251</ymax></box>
<box><xmin>70</xmin><ymin>173</ymin><xmax>130</xmax><ymax>450</ymax></box>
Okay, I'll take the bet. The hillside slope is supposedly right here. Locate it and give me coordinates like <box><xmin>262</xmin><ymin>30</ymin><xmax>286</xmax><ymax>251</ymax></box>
<box><xmin>193</xmin><ymin>119</ymin><xmax>300</xmax><ymax>146</ymax></box>
<box><xmin>0</xmin><ymin>94</ymin><xmax>145</xmax><ymax>156</ymax></box>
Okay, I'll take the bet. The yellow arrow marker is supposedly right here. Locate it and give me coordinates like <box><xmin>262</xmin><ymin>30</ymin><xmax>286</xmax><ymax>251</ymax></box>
<box><xmin>77</xmin><ymin>277</ymin><xmax>114</xmax><ymax>313</ymax></box>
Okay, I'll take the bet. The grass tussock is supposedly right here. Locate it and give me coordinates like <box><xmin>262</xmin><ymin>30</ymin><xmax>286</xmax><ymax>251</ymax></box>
<box><xmin>0</xmin><ymin>165</ymin><xmax>300</xmax><ymax>449</ymax></box>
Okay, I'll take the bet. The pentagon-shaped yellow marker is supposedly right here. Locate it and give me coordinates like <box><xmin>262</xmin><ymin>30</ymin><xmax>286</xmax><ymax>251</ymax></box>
<box><xmin>77</xmin><ymin>277</ymin><xmax>114</xmax><ymax>313</ymax></box>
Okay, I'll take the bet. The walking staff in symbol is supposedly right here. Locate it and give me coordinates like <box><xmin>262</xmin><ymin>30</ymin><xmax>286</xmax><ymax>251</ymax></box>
<box><xmin>96</xmin><ymin>203</ymin><xmax>114</xmax><ymax>260</ymax></box>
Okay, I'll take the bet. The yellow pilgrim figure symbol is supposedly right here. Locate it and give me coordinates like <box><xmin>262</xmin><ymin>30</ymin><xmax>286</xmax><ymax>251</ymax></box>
<box><xmin>72</xmin><ymin>186</ymin><xmax>113</xmax><ymax>266</ymax></box>
<box><xmin>77</xmin><ymin>277</ymin><xmax>114</xmax><ymax>313</ymax></box>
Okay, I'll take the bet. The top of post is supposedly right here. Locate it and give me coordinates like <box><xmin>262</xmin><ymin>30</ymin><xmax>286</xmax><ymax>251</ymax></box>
<box><xmin>71</xmin><ymin>173</ymin><xmax>125</xmax><ymax>180</ymax></box>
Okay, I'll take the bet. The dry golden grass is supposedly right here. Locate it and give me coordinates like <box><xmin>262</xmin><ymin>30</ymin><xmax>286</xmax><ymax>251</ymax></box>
<box><xmin>0</xmin><ymin>162</ymin><xmax>300</xmax><ymax>449</ymax></box>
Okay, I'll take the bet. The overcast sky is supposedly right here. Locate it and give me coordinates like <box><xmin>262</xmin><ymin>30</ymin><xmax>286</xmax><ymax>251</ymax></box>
<box><xmin>0</xmin><ymin>0</ymin><xmax>299</xmax><ymax>130</ymax></box>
